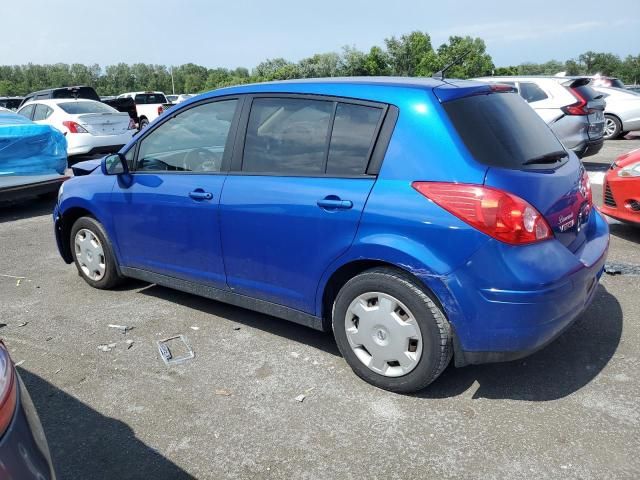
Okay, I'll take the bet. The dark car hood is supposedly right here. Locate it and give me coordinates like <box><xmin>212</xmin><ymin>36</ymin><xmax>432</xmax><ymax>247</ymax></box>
<box><xmin>71</xmin><ymin>158</ymin><xmax>102</xmax><ymax>176</ymax></box>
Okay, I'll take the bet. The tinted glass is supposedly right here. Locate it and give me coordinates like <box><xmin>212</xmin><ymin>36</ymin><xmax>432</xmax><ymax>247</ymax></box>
<box><xmin>51</xmin><ymin>87</ymin><xmax>100</xmax><ymax>101</ymax></box>
<box><xmin>443</xmin><ymin>92</ymin><xmax>564</xmax><ymax>169</ymax></box>
<box><xmin>519</xmin><ymin>82</ymin><xmax>548</xmax><ymax>103</ymax></box>
<box><xmin>32</xmin><ymin>104</ymin><xmax>50</xmax><ymax>121</ymax></box>
<box><xmin>0</xmin><ymin>99</ymin><xmax>22</xmax><ymax>110</ymax></box>
<box><xmin>18</xmin><ymin>104</ymin><xmax>35</xmax><ymax>120</ymax></box>
<box><xmin>135</xmin><ymin>93</ymin><xmax>168</xmax><ymax>104</ymax></box>
<box><xmin>137</xmin><ymin>99</ymin><xmax>237</xmax><ymax>173</ymax></box>
<box><xmin>327</xmin><ymin>103</ymin><xmax>382</xmax><ymax>175</ymax></box>
<box><xmin>243</xmin><ymin>98</ymin><xmax>333</xmax><ymax>174</ymax></box>
<box><xmin>59</xmin><ymin>101</ymin><xmax>117</xmax><ymax>114</ymax></box>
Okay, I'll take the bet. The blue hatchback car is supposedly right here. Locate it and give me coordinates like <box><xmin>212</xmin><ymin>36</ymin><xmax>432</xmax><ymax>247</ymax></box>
<box><xmin>54</xmin><ymin>78</ymin><xmax>609</xmax><ymax>392</ymax></box>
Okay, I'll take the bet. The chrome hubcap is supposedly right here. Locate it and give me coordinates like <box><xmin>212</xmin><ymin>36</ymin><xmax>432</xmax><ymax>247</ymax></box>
<box><xmin>74</xmin><ymin>229</ymin><xmax>106</xmax><ymax>281</ymax></box>
<box><xmin>345</xmin><ymin>292</ymin><xmax>422</xmax><ymax>377</ymax></box>
<box><xmin>604</xmin><ymin>118</ymin><xmax>616</xmax><ymax>137</ymax></box>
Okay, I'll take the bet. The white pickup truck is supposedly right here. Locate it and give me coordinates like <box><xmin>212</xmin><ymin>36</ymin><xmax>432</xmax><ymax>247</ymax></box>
<box><xmin>117</xmin><ymin>91</ymin><xmax>170</xmax><ymax>129</ymax></box>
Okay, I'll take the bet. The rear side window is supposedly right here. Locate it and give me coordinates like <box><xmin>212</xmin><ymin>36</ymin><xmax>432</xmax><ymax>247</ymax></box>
<box><xmin>59</xmin><ymin>101</ymin><xmax>117</xmax><ymax>114</ymax></box>
<box><xmin>327</xmin><ymin>103</ymin><xmax>382</xmax><ymax>175</ymax></box>
<box><xmin>518</xmin><ymin>82</ymin><xmax>548</xmax><ymax>103</ymax></box>
<box><xmin>32</xmin><ymin>104</ymin><xmax>53</xmax><ymax>121</ymax></box>
<box><xmin>242</xmin><ymin>98</ymin><xmax>333</xmax><ymax>174</ymax></box>
<box><xmin>443</xmin><ymin>92</ymin><xmax>564</xmax><ymax>169</ymax></box>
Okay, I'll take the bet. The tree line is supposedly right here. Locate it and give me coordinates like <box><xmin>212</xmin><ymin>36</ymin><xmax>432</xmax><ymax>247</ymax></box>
<box><xmin>0</xmin><ymin>31</ymin><xmax>638</xmax><ymax>97</ymax></box>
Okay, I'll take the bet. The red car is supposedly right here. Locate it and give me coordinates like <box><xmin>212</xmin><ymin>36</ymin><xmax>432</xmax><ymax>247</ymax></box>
<box><xmin>600</xmin><ymin>148</ymin><xmax>640</xmax><ymax>225</ymax></box>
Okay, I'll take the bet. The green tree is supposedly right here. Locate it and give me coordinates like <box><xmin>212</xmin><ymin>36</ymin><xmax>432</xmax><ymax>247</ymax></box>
<box><xmin>435</xmin><ymin>36</ymin><xmax>493</xmax><ymax>78</ymax></box>
<box><xmin>384</xmin><ymin>31</ymin><xmax>436</xmax><ymax>76</ymax></box>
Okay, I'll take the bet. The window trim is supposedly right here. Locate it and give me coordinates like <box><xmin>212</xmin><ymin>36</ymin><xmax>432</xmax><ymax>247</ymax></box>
<box><xmin>18</xmin><ymin>103</ymin><xmax>36</xmax><ymax>120</ymax></box>
<box><xmin>230</xmin><ymin>93</ymin><xmax>391</xmax><ymax>178</ymax></box>
<box><xmin>126</xmin><ymin>95</ymin><xmax>245</xmax><ymax>175</ymax></box>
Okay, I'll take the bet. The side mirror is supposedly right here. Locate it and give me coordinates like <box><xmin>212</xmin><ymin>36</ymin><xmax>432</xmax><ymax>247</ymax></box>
<box><xmin>101</xmin><ymin>153</ymin><xmax>129</xmax><ymax>176</ymax></box>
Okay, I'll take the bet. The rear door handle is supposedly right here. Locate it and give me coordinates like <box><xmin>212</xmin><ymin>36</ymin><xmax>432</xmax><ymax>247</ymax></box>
<box><xmin>189</xmin><ymin>190</ymin><xmax>213</xmax><ymax>201</ymax></box>
<box><xmin>317</xmin><ymin>197</ymin><xmax>353</xmax><ymax>210</ymax></box>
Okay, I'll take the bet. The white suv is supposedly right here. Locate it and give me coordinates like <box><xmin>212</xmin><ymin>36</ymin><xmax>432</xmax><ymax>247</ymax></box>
<box><xmin>474</xmin><ymin>76</ymin><xmax>605</xmax><ymax>158</ymax></box>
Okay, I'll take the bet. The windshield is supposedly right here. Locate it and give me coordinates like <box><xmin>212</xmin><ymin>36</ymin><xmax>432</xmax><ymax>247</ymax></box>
<box><xmin>443</xmin><ymin>92</ymin><xmax>565</xmax><ymax>170</ymax></box>
<box><xmin>58</xmin><ymin>101</ymin><xmax>118</xmax><ymax>114</ymax></box>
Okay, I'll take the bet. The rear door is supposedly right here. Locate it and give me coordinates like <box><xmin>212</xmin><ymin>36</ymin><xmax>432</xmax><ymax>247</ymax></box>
<box><xmin>108</xmin><ymin>97</ymin><xmax>241</xmax><ymax>288</ymax></box>
<box><xmin>219</xmin><ymin>95</ymin><xmax>387</xmax><ymax>313</ymax></box>
<box><xmin>442</xmin><ymin>90</ymin><xmax>592</xmax><ymax>253</ymax></box>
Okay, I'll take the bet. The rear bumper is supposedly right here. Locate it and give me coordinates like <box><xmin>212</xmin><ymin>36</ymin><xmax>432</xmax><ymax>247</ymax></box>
<box><xmin>572</xmin><ymin>136</ymin><xmax>604</xmax><ymax>159</ymax></box>
<box><xmin>440</xmin><ymin>209</ymin><xmax>610</xmax><ymax>366</ymax></box>
<box><xmin>0</xmin><ymin>372</ymin><xmax>55</xmax><ymax>480</ymax></box>
<box><xmin>66</xmin><ymin>132</ymin><xmax>134</xmax><ymax>156</ymax></box>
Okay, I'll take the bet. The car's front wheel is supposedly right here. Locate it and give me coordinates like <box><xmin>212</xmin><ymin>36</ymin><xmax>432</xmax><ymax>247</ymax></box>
<box><xmin>604</xmin><ymin>114</ymin><xmax>622</xmax><ymax>140</ymax></box>
<box><xmin>70</xmin><ymin>216</ymin><xmax>122</xmax><ymax>289</ymax></box>
<box><xmin>332</xmin><ymin>267</ymin><xmax>452</xmax><ymax>393</ymax></box>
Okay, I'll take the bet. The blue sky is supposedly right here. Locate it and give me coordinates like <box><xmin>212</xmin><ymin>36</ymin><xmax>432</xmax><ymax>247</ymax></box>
<box><xmin>5</xmin><ymin>0</ymin><xmax>639</xmax><ymax>68</ymax></box>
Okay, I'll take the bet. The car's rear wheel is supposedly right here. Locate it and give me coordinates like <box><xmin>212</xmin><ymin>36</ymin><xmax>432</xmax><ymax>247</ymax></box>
<box><xmin>70</xmin><ymin>216</ymin><xmax>122</xmax><ymax>289</ymax></box>
<box><xmin>604</xmin><ymin>115</ymin><xmax>622</xmax><ymax>140</ymax></box>
<box><xmin>332</xmin><ymin>267</ymin><xmax>452</xmax><ymax>393</ymax></box>
<box><xmin>139</xmin><ymin>117</ymin><xmax>149</xmax><ymax>130</ymax></box>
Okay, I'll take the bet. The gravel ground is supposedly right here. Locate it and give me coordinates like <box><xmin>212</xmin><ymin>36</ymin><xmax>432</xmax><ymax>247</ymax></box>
<box><xmin>1</xmin><ymin>137</ymin><xmax>639</xmax><ymax>480</ymax></box>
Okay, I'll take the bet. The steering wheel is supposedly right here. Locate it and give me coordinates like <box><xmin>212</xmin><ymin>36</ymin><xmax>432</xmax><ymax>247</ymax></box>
<box><xmin>183</xmin><ymin>148</ymin><xmax>220</xmax><ymax>172</ymax></box>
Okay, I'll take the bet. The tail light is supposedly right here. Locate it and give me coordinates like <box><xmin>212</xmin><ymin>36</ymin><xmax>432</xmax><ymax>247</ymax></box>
<box><xmin>0</xmin><ymin>342</ymin><xmax>17</xmax><ymax>435</ymax></box>
<box><xmin>412</xmin><ymin>182</ymin><xmax>552</xmax><ymax>245</ymax></box>
<box><xmin>562</xmin><ymin>88</ymin><xmax>591</xmax><ymax>116</ymax></box>
<box><xmin>62</xmin><ymin>120</ymin><xmax>88</xmax><ymax>134</ymax></box>
<box><xmin>127</xmin><ymin>119</ymin><xmax>136</xmax><ymax>130</ymax></box>
<box><xmin>157</xmin><ymin>106</ymin><xmax>164</xmax><ymax>116</ymax></box>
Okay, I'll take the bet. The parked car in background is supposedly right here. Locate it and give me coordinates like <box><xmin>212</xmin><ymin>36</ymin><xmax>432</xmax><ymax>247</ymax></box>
<box><xmin>116</xmin><ymin>91</ymin><xmax>170</xmax><ymax>129</ymax></box>
<box><xmin>0</xmin><ymin>340</ymin><xmax>56</xmax><ymax>479</ymax></box>
<box><xmin>20</xmin><ymin>86</ymin><xmax>138</xmax><ymax>125</ymax></box>
<box><xmin>55</xmin><ymin>78</ymin><xmax>608</xmax><ymax>393</ymax></box>
<box><xmin>0</xmin><ymin>111</ymin><xmax>67</xmax><ymax>202</ymax></box>
<box><xmin>587</xmin><ymin>75</ymin><xmax>626</xmax><ymax>89</ymax></box>
<box><xmin>17</xmin><ymin>99</ymin><xmax>136</xmax><ymax>157</ymax></box>
<box><xmin>0</xmin><ymin>97</ymin><xmax>24</xmax><ymax>111</ymax></box>
<box><xmin>626</xmin><ymin>85</ymin><xmax>640</xmax><ymax>94</ymax></box>
<box><xmin>474</xmin><ymin>76</ymin><xmax>605</xmax><ymax>158</ymax></box>
<box><xmin>600</xmin><ymin>148</ymin><xmax>640</xmax><ymax>225</ymax></box>
<box><xmin>590</xmin><ymin>86</ymin><xmax>640</xmax><ymax>139</ymax></box>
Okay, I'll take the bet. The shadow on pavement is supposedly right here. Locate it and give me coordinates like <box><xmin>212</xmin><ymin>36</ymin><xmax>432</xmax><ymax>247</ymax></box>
<box><xmin>609</xmin><ymin>223</ymin><xmax>640</xmax><ymax>243</ymax></box>
<box><xmin>19</xmin><ymin>369</ymin><xmax>195</xmax><ymax>480</ymax></box>
<box><xmin>0</xmin><ymin>196</ymin><xmax>57</xmax><ymax>224</ymax></box>
<box><xmin>418</xmin><ymin>285</ymin><xmax>622</xmax><ymax>401</ymax></box>
<box><xmin>139</xmin><ymin>284</ymin><xmax>340</xmax><ymax>357</ymax></box>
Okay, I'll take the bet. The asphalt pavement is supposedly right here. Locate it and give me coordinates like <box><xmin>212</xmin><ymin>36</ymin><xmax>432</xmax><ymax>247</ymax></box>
<box><xmin>1</xmin><ymin>137</ymin><xmax>639</xmax><ymax>480</ymax></box>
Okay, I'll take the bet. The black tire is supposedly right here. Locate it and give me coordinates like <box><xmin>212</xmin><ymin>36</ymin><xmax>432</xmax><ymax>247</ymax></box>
<box><xmin>332</xmin><ymin>267</ymin><xmax>452</xmax><ymax>393</ymax></box>
<box><xmin>604</xmin><ymin>114</ymin><xmax>621</xmax><ymax>140</ymax></box>
<box><xmin>139</xmin><ymin>117</ymin><xmax>149</xmax><ymax>130</ymax></box>
<box><xmin>618</xmin><ymin>131</ymin><xmax>629</xmax><ymax>139</ymax></box>
<box><xmin>70</xmin><ymin>216</ymin><xmax>122</xmax><ymax>289</ymax></box>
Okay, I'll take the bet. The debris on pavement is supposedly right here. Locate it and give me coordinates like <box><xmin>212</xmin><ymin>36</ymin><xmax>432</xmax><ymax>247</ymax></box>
<box><xmin>190</xmin><ymin>326</ymin><xmax>200</xmax><ymax>331</ymax></box>
<box><xmin>108</xmin><ymin>324</ymin><xmax>134</xmax><ymax>334</ymax></box>
<box><xmin>157</xmin><ymin>335</ymin><xmax>195</xmax><ymax>365</ymax></box>
<box><xmin>232</xmin><ymin>326</ymin><xmax>241</xmax><ymax>331</ymax></box>
<box><xmin>14</xmin><ymin>360</ymin><xmax>25</xmax><ymax>367</ymax></box>
<box><xmin>0</xmin><ymin>323</ymin><xmax>6</xmax><ymax>329</ymax></box>
<box><xmin>290</xmin><ymin>352</ymin><xmax>300</xmax><ymax>358</ymax></box>
<box><xmin>17</xmin><ymin>322</ymin><xmax>28</xmax><ymax>327</ymax></box>
<box><xmin>126</xmin><ymin>339</ymin><xmax>134</xmax><ymax>349</ymax></box>
<box><xmin>55</xmin><ymin>368</ymin><xmax>62</xmax><ymax>374</ymax></box>
<box><xmin>294</xmin><ymin>394</ymin><xmax>306</xmax><ymax>402</ymax></box>
<box><xmin>16</xmin><ymin>279</ymin><xmax>21</xmax><ymax>286</ymax></box>
<box><xmin>98</xmin><ymin>343</ymin><xmax>117</xmax><ymax>352</ymax></box>
<box><xmin>215</xmin><ymin>389</ymin><xmax>232</xmax><ymax>396</ymax></box>
<box><xmin>604</xmin><ymin>262</ymin><xmax>640</xmax><ymax>276</ymax></box>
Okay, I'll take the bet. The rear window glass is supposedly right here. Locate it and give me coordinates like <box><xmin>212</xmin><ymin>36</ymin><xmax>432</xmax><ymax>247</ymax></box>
<box><xmin>51</xmin><ymin>87</ymin><xmax>100</xmax><ymax>101</ymax></box>
<box><xmin>58</xmin><ymin>101</ymin><xmax>117</xmax><ymax>114</ymax></box>
<box><xmin>327</xmin><ymin>103</ymin><xmax>382</xmax><ymax>175</ymax></box>
<box><xmin>135</xmin><ymin>94</ymin><xmax>168</xmax><ymax>104</ymax></box>
<box><xmin>443</xmin><ymin>92</ymin><xmax>564</xmax><ymax>169</ymax></box>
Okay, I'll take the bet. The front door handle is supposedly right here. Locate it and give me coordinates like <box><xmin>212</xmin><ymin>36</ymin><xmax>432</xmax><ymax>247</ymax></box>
<box><xmin>317</xmin><ymin>196</ymin><xmax>353</xmax><ymax>210</ymax></box>
<box><xmin>189</xmin><ymin>189</ymin><xmax>213</xmax><ymax>201</ymax></box>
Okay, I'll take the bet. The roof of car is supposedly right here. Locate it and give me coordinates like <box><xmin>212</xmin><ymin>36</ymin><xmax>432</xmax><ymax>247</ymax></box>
<box><xmin>21</xmin><ymin>98</ymin><xmax>102</xmax><ymax>107</ymax></box>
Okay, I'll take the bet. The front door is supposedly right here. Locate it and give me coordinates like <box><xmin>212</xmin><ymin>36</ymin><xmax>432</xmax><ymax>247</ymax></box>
<box><xmin>109</xmin><ymin>98</ymin><xmax>240</xmax><ymax>288</ymax></box>
<box><xmin>220</xmin><ymin>96</ymin><xmax>385</xmax><ymax>313</ymax></box>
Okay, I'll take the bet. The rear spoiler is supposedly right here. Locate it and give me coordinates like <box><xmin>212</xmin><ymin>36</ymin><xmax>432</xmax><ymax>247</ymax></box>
<box><xmin>560</xmin><ymin>78</ymin><xmax>591</xmax><ymax>88</ymax></box>
<box><xmin>433</xmin><ymin>81</ymin><xmax>516</xmax><ymax>103</ymax></box>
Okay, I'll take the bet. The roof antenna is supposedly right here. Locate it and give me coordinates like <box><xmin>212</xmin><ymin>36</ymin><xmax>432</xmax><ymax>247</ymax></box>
<box><xmin>431</xmin><ymin>50</ymin><xmax>472</xmax><ymax>80</ymax></box>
